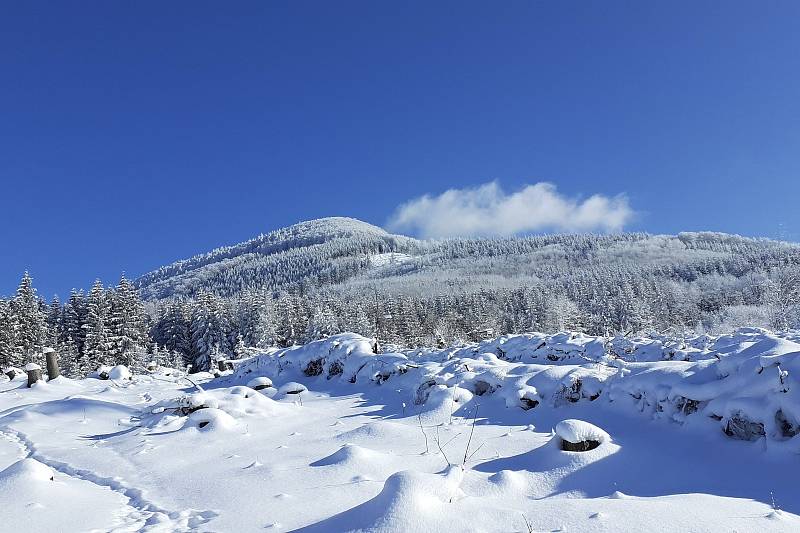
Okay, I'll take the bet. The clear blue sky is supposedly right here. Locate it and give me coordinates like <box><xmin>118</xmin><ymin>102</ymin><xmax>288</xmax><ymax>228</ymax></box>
<box><xmin>2</xmin><ymin>1</ymin><xmax>799</xmax><ymax>298</ymax></box>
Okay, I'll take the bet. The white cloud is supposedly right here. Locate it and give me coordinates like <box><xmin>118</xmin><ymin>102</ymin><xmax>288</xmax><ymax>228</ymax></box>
<box><xmin>386</xmin><ymin>181</ymin><xmax>633</xmax><ymax>238</ymax></box>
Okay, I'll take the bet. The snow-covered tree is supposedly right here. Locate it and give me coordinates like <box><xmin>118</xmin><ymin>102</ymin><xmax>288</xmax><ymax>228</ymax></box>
<box><xmin>64</xmin><ymin>289</ymin><xmax>88</xmax><ymax>359</ymax></box>
<box><xmin>84</xmin><ymin>279</ymin><xmax>111</xmax><ymax>367</ymax></box>
<box><xmin>10</xmin><ymin>272</ymin><xmax>47</xmax><ymax>365</ymax></box>
<box><xmin>0</xmin><ymin>299</ymin><xmax>15</xmax><ymax>369</ymax></box>
<box><xmin>46</xmin><ymin>295</ymin><xmax>64</xmax><ymax>350</ymax></box>
<box><xmin>189</xmin><ymin>291</ymin><xmax>231</xmax><ymax>372</ymax></box>
<box><xmin>108</xmin><ymin>275</ymin><xmax>149</xmax><ymax>366</ymax></box>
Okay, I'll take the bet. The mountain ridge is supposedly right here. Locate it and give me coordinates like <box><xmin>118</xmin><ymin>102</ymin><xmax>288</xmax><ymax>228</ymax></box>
<box><xmin>134</xmin><ymin>217</ymin><xmax>417</xmax><ymax>300</ymax></box>
<box><xmin>133</xmin><ymin>216</ymin><xmax>799</xmax><ymax>305</ymax></box>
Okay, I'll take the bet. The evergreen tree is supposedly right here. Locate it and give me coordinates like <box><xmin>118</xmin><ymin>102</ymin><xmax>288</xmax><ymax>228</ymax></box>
<box><xmin>60</xmin><ymin>335</ymin><xmax>80</xmax><ymax>378</ymax></box>
<box><xmin>153</xmin><ymin>301</ymin><xmax>192</xmax><ymax>364</ymax></box>
<box><xmin>10</xmin><ymin>272</ymin><xmax>47</xmax><ymax>365</ymax></box>
<box><xmin>0</xmin><ymin>299</ymin><xmax>15</xmax><ymax>369</ymax></box>
<box><xmin>64</xmin><ymin>289</ymin><xmax>88</xmax><ymax>359</ymax></box>
<box><xmin>304</xmin><ymin>301</ymin><xmax>340</xmax><ymax>342</ymax></box>
<box><xmin>189</xmin><ymin>291</ymin><xmax>231</xmax><ymax>372</ymax></box>
<box><xmin>46</xmin><ymin>295</ymin><xmax>64</xmax><ymax>350</ymax></box>
<box><xmin>84</xmin><ymin>280</ymin><xmax>111</xmax><ymax>367</ymax></box>
<box><xmin>108</xmin><ymin>275</ymin><xmax>148</xmax><ymax>366</ymax></box>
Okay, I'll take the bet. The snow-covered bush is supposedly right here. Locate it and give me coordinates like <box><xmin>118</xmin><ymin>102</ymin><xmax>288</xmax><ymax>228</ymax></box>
<box><xmin>229</xmin><ymin>328</ymin><xmax>800</xmax><ymax>447</ymax></box>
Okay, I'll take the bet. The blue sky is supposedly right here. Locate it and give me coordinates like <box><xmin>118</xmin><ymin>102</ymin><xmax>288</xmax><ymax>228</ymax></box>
<box><xmin>2</xmin><ymin>1</ymin><xmax>799</xmax><ymax>298</ymax></box>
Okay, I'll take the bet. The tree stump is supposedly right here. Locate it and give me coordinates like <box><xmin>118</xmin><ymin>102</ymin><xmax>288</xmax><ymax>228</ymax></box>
<box><xmin>25</xmin><ymin>363</ymin><xmax>42</xmax><ymax>388</ymax></box>
<box><xmin>44</xmin><ymin>348</ymin><xmax>60</xmax><ymax>380</ymax></box>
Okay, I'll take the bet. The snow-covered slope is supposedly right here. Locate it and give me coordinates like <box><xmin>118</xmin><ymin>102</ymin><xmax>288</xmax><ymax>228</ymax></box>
<box><xmin>133</xmin><ymin>216</ymin><xmax>799</xmax><ymax>305</ymax></box>
<box><xmin>2</xmin><ymin>328</ymin><xmax>799</xmax><ymax>532</ymax></box>
<box><xmin>134</xmin><ymin>217</ymin><xmax>418</xmax><ymax>299</ymax></box>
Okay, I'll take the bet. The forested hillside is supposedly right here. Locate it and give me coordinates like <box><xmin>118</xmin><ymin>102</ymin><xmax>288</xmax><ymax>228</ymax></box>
<box><xmin>2</xmin><ymin>217</ymin><xmax>800</xmax><ymax>375</ymax></box>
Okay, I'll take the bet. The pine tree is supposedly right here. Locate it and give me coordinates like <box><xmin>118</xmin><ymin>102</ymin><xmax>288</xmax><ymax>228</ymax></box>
<box><xmin>304</xmin><ymin>301</ymin><xmax>339</xmax><ymax>342</ymax></box>
<box><xmin>60</xmin><ymin>335</ymin><xmax>80</xmax><ymax>378</ymax></box>
<box><xmin>108</xmin><ymin>275</ymin><xmax>148</xmax><ymax>366</ymax></box>
<box><xmin>153</xmin><ymin>301</ymin><xmax>192</xmax><ymax>364</ymax></box>
<box><xmin>189</xmin><ymin>291</ymin><xmax>231</xmax><ymax>372</ymax></box>
<box><xmin>274</xmin><ymin>294</ymin><xmax>302</xmax><ymax>347</ymax></box>
<box><xmin>167</xmin><ymin>349</ymin><xmax>184</xmax><ymax>371</ymax></box>
<box><xmin>64</xmin><ymin>289</ymin><xmax>88</xmax><ymax>359</ymax></box>
<box><xmin>10</xmin><ymin>272</ymin><xmax>47</xmax><ymax>365</ymax></box>
<box><xmin>0</xmin><ymin>299</ymin><xmax>15</xmax><ymax>369</ymax></box>
<box><xmin>84</xmin><ymin>280</ymin><xmax>111</xmax><ymax>368</ymax></box>
<box><xmin>46</xmin><ymin>295</ymin><xmax>64</xmax><ymax>350</ymax></box>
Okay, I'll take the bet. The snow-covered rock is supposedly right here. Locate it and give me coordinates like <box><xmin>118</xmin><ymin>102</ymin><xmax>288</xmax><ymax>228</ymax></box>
<box><xmin>3</xmin><ymin>366</ymin><xmax>25</xmax><ymax>380</ymax></box>
<box><xmin>108</xmin><ymin>365</ymin><xmax>132</xmax><ymax>381</ymax></box>
<box><xmin>247</xmin><ymin>377</ymin><xmax>273</xmax><ymax>390</ymax></box>
<box><xmin>278</xmin><ymin>381</ymin><xmax>308</xmax><ymax>395</ymax></box>
<box><xmin>90</xmin><ymin>365</ymin><xmax>113</xmax><ymax>379</ymax></box>
<box><xmin>555</xmin><ymin>419</ymin><xmax>610</xmax><ymax>451</ymax></box>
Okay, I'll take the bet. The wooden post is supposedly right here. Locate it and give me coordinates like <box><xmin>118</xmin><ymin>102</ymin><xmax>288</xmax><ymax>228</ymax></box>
<box><xmin>44</xmin><ymin>348</ymin><xmax>60</xmax><ymax>380</ymax></box>
<box><xmin>25</xmin><ymin>363</ymin><xmax>42</xmax><ymax>388</ymax></box>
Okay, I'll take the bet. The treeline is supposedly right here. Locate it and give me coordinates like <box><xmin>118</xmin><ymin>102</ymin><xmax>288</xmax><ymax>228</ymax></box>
<box><xmin>0</xmin><ymin>273</ymin><xmax>167</xmax><ymax>376</ymax></box>
<box><xmin>3</xmin><ymin>227</ymin><xmax>800</xmax><ymax>377</ymax></box>
<box><xmin>3</xmin><ymin>264</ymin><xmax>799</xmax><ymax>379</ymax></box>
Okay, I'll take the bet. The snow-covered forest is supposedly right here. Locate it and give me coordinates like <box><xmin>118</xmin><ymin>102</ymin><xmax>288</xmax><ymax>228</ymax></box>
<box><xmin>2</xmin><ymin>218</ymin><xmax>800</xmax><ymax>375</ymax></box>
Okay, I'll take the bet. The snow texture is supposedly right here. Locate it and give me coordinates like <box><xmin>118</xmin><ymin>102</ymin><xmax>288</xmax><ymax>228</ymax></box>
<box><xmin>2</xmin><ymin>328</ymin><xmax>800</xmax><ymax>531</ymax></box>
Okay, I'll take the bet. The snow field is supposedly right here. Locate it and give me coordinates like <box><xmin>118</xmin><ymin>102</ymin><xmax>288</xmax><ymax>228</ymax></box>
<box><xmin>1</xmin><ymin>328</ymin><xmax>800</xmax><ymax>531</ymax></box>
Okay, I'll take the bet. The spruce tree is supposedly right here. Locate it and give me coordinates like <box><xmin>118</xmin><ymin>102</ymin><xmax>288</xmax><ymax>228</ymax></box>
<box><xmin>64</xmin><ymin>289</ymin><xmax>88</xmax><ymax>359</ymax></box>
<box><xmin>10</xmin><ymin>272</ymin><xmax>47</xmax><ymax>365</ymax></box>
<box><xmin>108</xmin><ymin>275</ymin><xmax>148</xmax><ymax>366</ymax></box>
<box><xmin>84</xmin><ymin>280</ymin><xmax>111</xmax><ymax>367</ymax></box>
<box><xmin>189</xmin><ymin>291</ymin><xmax>231</xmax><ymax>372</ymax></box>
<box><xmin>46</xmin><ymin>295</ymin><xmax>64</xmax><ymax>350</ymax></box>
<box><xmin>155</xmin><ymin>301</ymin><xmax>192</xmax><ymax>364</ymax></box>
<box><xmin>0</xmin><ymin>299</ymin><xmax>15</xmax><ymax>369</ymax></box>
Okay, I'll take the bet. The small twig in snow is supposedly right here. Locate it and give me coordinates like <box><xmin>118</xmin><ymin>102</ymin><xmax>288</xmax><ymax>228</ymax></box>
<box><xmin>418</xmin><ymin>414</ymin><xmax>429</xmax><ymax>454</ymax></box>
<box><xmin>434</xmin><ymin>425</ymin><xmax>451</xmax><ymax>466</ymax></box>
<box><xmin>440</xmin><ymin>431</ymin><xmax>464</xmax><ymax>449</ymax></box>
<box><xmin>466</xmin><ymin>442</ymin><xmax>485</xmax><ymax>462</ymax></box>
<box><xmin>463</xmin><ymin>403</ymin><xmax>479</xmax><ymax>465</ymax></box>
<box><xmin>449</xmin><ymin>386</ymin><xmax>457</xmax><ymax>424</ymax></box>
<box><xmin>522</xmin><ymin>514</ymin><xmax>534</xmax><ymax>533</ymax></box>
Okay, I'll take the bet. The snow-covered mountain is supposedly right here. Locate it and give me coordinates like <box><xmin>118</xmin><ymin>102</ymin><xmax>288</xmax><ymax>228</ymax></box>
<box><xmin>134</xmin><ymin>217</ymin><xmax>418</xmax><ymax>300</ymax></box>
<box><xmin>135</xmin><ymin>216</ymin><xmax>799</xmax><ymax>303</ymax></box>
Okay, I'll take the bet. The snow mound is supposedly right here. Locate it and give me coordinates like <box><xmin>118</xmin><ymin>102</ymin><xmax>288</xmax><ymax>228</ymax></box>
<box><xmin>143</xmin><ymin>385</ymin><xmax>292</xmax><ymax>435</ymax></box>
<box><xmin>108</xmin><ymin>365</ymin><xmax>132</xmax><ymax>380</ymax></box>
<box><xmin>247</xmin><ymin>376</ymin><xmax>273</xmax><ymax>390</ymax></box>
<box><xmin>0</xmin><ymin>458</ymin><xmax>54</xmax><ymax>487</ymax></box>
<box><xmin>311</xmin><ymin>444</ymin><xmax>385</xmax><ymax>467</ymax></box>
<box><xmin>306</xmin><ymin>466</ymin><xmax>465</xmax><ymax>532</ymax></box>
<box><xmin>187</xmin><ymin>408</ymin><xmax>237</xmax><ymax>431</ymax></box>
<box><xmin>335</xmin><ymin>421</ymin><xmax>414</xmax><ymax>444</ymax></box>
<box><xmin>555</xmin><ymin>419</ymin><xmax>610</xmax><ymax>445</ymax></box>
<box><xmin>487</xmin><ymin>469</ymin><xmax>528</xmax><ymax>495</ymax></box>
<box><xmin>278</xmin><ymin>381</ymin><xmax>308</xmax><ymax>396</ymax></box>
<box><xmin>235</xmin><ymin>333</ymin><xmax>409</xmax><ymax>386</ymax></box>
<box><xmin>2</xmin><ymin>366</ymin><xmax>26</xmax><ymax>380</ymax></box>
<box><xmin>233</xmin><ymin>328</ymin><xmax>800</xmax><ymax>447</ymax></box>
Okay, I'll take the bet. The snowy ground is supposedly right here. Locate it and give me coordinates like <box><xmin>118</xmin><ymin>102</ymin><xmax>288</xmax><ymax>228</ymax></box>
<box><xmin>2</xmin><ymin>330</ymin><xmax>800</xmax><ymax>532</ymax></box>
